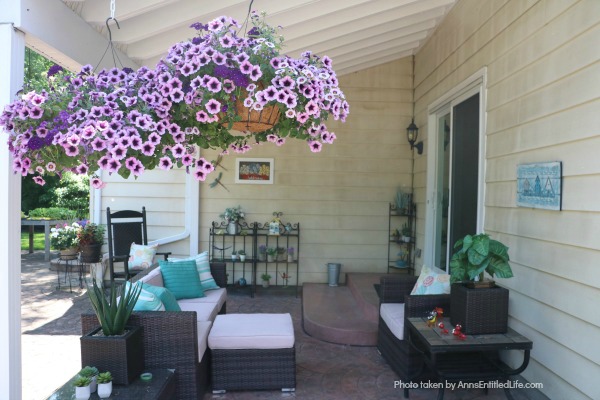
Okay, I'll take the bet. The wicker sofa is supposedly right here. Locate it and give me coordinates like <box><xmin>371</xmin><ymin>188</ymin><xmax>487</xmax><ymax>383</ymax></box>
<box><xmin>81</xmin><ymin>262</ymin><xmax>227</xmax><ymax>400</ymax></box>
<box><xmin>377</xmin><ymin>275</ymin><xmax>451</xmax><ymax>398</ymax></box>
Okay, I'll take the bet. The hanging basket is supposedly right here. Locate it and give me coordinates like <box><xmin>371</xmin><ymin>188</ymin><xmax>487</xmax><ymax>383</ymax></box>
<box><xmin>222</xmin><ymin>83</ymin><xmax>281</xmax><ymax>133</ymax></box>
<box><xmin>231</xmin><ymin>99</ymin><xmax>280</xmax><ymax>133</ymax></box>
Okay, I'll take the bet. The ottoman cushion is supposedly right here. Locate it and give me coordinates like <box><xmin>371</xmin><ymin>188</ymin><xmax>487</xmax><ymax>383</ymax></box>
<box><xmin>208</xmin><ymin>313</ymin><xmax>294</xmax><ymax>350</ymax></box>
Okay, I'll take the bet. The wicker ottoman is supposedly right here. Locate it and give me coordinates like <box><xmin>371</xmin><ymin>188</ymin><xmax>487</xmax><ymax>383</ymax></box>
<box><xmin>208</xmin><ymin>313</ymin><xmax>296</xmax><ymax>393</ymax></box>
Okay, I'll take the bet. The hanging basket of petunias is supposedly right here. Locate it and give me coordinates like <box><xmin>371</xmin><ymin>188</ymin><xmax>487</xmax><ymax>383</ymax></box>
<box><xmin>0</xmin><ymin>11</ymin><xmax>349</xmax><ymax>187</ymax></box>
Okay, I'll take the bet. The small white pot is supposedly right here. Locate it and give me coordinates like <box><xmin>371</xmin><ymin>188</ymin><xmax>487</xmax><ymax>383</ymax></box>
<box><xmin>231</xmin><ymin>254</ymin><xmax>238</xmax><ymax>261</ymax></box>
<box><xmin>287</xmin><ymin>254</ymin><xmax>294</xmax><ymax>262</ymax></box>
<box><xmin>75</xmin><ymin>385</ymin><xmax>91</xmax><ymax>400</ymax></box>
<box><xmin>89</xmin><ymin>375</ymin><xmax>97</xmax><ymax>393</ymax></box>
<box><xmin>239</xmin><ymin>255</ymin><xmax>246</xmax><ymax>262</ymax></box>
<box><xmin>262</xmin><ymin>281</ymin><xmax>269</xmax><ymax>288</ymax></box>
<box><xmin>97</xmin><ymin>382</ymin><xmax>113</xmax><ymax>399</ymax></box>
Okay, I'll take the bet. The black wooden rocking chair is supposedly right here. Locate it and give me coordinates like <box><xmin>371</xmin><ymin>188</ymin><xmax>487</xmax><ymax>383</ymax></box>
<box><xmin>106</xmin><ymin>206</ymin><xmax>171</xmax><ymax>283</ymax></box>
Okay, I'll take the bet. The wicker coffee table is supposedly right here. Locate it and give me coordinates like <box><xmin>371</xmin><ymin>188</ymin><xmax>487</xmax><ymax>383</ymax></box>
<box><xmin>406</xmin><ymin>317</ymin><xmax>532</xmax><ymax>400</ymax></box>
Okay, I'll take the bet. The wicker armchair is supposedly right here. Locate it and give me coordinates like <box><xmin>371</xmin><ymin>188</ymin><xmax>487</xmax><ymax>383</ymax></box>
<box><xmin>377</xmin><ymin>275</ymin><xmax>451</xmax><ymax>398</ymax></box>
<box><xmin>81</xmin><ymin>262</ymin><xmax>227</xmax><ymax>400</ymax></box>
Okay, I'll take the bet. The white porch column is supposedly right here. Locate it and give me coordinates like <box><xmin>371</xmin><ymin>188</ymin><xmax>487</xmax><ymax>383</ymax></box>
<box><xmin>0</xmin><ymin>22</ymin><xmax>24</xmax><ymax>400</ymax></box>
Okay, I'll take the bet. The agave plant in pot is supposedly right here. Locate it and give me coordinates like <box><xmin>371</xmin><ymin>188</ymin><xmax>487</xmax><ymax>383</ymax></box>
<box><xmin>81</xmin><ymin>279</ymin><xmax>144</xmax><ymax>385</ymax></box>
<box><xmin>449</xmin><ymin>233</ymin><xmax>513</xmax><ymax>335</ymax></box>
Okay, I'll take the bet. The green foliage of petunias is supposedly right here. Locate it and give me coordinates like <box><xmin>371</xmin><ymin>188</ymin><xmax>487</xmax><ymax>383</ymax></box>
<box><xmin>449</xmin><ymin>233</ymin><xmax>513</xmax><ymax>283</ymax></box>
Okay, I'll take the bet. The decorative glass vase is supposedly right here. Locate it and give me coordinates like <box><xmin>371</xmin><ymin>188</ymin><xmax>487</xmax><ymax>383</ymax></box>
<box><xmin>227</xmin><ymin>221</ymin><xmax>238</xmax><ymax>235</ymax></box>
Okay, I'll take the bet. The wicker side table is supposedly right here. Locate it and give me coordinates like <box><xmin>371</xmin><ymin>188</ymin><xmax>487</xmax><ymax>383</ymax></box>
<box><xmin>45</xmin><ymin>368</ymin><xmax>175</xmax><ymax>400</ymax></box>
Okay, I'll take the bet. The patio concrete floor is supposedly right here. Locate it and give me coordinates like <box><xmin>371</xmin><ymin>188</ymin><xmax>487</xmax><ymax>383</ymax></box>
<box><xmin>21</xmin><ymin>251</ymin><xmax>549</xmax><ymax>400</ymax></box>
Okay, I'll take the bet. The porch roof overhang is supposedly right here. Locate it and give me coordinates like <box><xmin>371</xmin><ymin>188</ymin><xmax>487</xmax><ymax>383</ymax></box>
<box><xmin>22</xmin><ymin>0</ymin><xmax>457</xmax><ymax>75</ymax></box>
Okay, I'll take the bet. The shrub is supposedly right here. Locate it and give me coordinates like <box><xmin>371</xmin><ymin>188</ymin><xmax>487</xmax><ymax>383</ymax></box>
<box><xmin>28</xmin><ymin>207</ymin><xmax>77</xmax><ymax>220</ymax></box>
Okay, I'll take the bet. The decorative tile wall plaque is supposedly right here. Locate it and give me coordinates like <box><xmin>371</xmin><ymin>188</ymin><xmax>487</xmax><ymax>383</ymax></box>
<box><xmin>235</xmin><ymin>158</ymin><xmax>274</xmax><ymax>184</ymax></box>
<box><xmin>516</xmin><ymin>162</ymin><xmax>562</xmax><ymax>210</ymax></box>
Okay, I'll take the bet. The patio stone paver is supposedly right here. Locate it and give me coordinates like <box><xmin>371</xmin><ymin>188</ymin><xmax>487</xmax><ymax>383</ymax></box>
<box><xmin>21</xmin><ymin>251</ymin><xmax>547</xmax><ymax>400</ymax></box>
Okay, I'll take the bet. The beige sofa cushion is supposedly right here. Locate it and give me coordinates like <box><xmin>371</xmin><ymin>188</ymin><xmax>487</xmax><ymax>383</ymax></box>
<box><xmin>380</xmin><ymin>303</ymin><xmax>405</xmax><ymax>340</ymax></box>
<box><xmin>197</xmin><ymin>320</ymin><xmax>212</xmax><ymax>361</ymax></box>
<box><xmin>208</xmin><ymin>313</ymin><xmax>294</xmax><ymax>350</ymax></box>
<box><xmin>178</xmin><ymin>301</ymin><xmax>220</xmax><ymax>322</ymax></box>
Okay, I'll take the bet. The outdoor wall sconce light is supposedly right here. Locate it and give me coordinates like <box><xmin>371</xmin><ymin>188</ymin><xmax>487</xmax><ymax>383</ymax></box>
<box><xmin>406</xmin><ymin>119</ymin><xmax>423</xmax><ymax>154</ymax></box>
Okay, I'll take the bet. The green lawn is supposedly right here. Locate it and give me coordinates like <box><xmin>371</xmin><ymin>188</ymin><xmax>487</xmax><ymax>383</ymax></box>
<box><xmin>21</xmin><ymin>231</ymin><xmax>46</xmax><ymax>251</ymax></box>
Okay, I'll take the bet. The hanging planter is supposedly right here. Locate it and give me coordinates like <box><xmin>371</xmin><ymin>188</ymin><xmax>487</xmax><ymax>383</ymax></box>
<box><xmin>0</xmin><ymin>11</ymin><xmax>349</xmax><ymax>187</ymax></box>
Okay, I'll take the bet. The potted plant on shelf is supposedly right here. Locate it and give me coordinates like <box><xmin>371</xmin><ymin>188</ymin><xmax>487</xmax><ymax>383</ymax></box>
<box><xmin>96</xmin><ymin>371</ymin><xmax>113</xmax><ymax>399</ymax></box>
<box><xmin>78</xmin><ymin>366</ymin><xmax>99</xmax><ymax>393</ymax></box>
<box><xmin>287</xmin><ymin>247</ymin><xmax>295</xmax><ymax>262</ymax></box>
<box><xmin>238</xmin><ymin>249</ymin><xmax>246</xmax><ymax>262</ymax></box>
<box><xmin>258</xmin><ymin>245</ymin><xmax>267</xmax><ymax>261</ymax></box>
<box><xmin>261</xmin><ymin>273</ymin><xmax>272</xmax><ymax>288</ymax></box>
<box><xmin>81</xmin><ymin>279</ymin><xmax>144</xmax><ymax>385</ymax></box>
<box><xmin>401</xmin><ymin>223</ymin><xmax>412</xmax><ymax>243</ymax></box>
<box><xmin>73</xmin><ymin>376</ymin><xmax>92</xmax><ymax>400</ymax></box>
<box><xmin>50</xmin><ymin>222</ymin><xmax>82</xmax><ymax>258</ymax></box>
<box><xmin>231</xmin><ymin>250</ymin><xmax>238</xmax><ymax>261</ymax></box>
<box><xmin>266</xmin><ymin>248</ymin><xmax>277</xmax><ymax>262</ymax></box>
<box><xmin>220</xmin><ymin>206</ymin><xmax>245</xmax><ymax>235</ymax></box>
<box><xmin>276</xmin><ymin>247</ymin><xmax>286</xmax><ymax>261</ymax></box>
<box><xmin>449</xmin><ymin>233</ymin><xmax>513</xmax><ymax>334</ymax></box>
<box><xmin>77</xmin><ymin>221</ymin><xmax>106</xmax><ymax>263</ymax></box>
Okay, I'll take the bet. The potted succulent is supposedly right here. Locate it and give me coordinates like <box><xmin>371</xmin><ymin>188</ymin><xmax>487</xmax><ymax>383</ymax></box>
<box><xmin>238</xmin><ymin>249</ymin><xmax>246</xmax><ymax>262</ymax></box>
<box><xmin>73</xmin><ymin>376</ymin><xmax>92</xmax><ymax>400</ymax></box>
<box><xmin>231</xmin><ymin>250</ymin><xmax>238</xmax><ymax>261</ymax></box>
<box><xmin>81</xmin><ymin>279</ymin><xmax>144</xmax><ymax>385</ymax></box>
<box><xmin>401</xmin><ymin>223</ymin><xmax>412</xmax><ymax>243</ymax></box>
<box><xmin>266</xmin><ymin>248</ymin><xmax>277</xmax><ymax>262</ymax></box>
<box><xmin>449</xmin><ymin>233</ymin><xmax>513</xmax><ymax>334</ymax></box>
<box><xmin>96</xmin><ymin>371</ymin><xmax>113</xmax><ymax>399</ymax></box>
<box><xmin>77</xmin><ymin>221</ymin><xmax>106</xmax><ymax>263</ymax></box>
<box><xmin>220</xmin><ymin>206</ymin><xmax>245</xmax><ymax>235</ymax></box>
<box><xmin>261</xmin><ymin>273</ymin><xmax>272</xmax><ymax>288</ymax></box>
<box><xmin>287</xmin><ymin>247</ymin><xmax>295</xmax><ymax>262</ymax></box>
<box><xmin>78</xmin><ymin>366</ymin><xmax>99</xmax><ymax>393</ymax></box>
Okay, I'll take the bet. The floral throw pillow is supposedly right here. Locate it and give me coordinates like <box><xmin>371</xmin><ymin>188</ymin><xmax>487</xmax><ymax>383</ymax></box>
<box><xmin>411</xmin><ymin>265</ymin><xmax>451</xmax><ymax>295</ymax></box>
<box><xmin>129</xmin><ymin>243</ymin><xmax>158</xmax><ymax>269</ymax></box>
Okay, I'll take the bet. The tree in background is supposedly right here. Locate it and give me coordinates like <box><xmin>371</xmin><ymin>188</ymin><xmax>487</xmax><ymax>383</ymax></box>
<box><xmin>21</xmin><ymin>49</ymin><xmax>90</xmax><ymax>219</ymax></box>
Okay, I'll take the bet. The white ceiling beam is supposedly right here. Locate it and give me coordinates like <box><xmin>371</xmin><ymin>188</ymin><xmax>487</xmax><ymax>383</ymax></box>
<box><xmin>108</xmin><ymin>0</ymin><xmax>312</xmax><ymax>44</ymax></box>
<box><xmin>337</xmin><ymin>51</ymin><xmax>413</xmax><ymax>76</ymax></box>
<box><xmin>285</xmin><ymin>19</ymin><xmax>436</xmax><ymax>57</ymax></box>
<box><xmin>280</xmin><ymin>0</ymin><xmax>453</xmax><ymax>41</ymax></box>
<box><xmin>66</xmin><ymin>0</ymin><xmax>179</xmax><ymax>25</ymax></box>
<box><xmin>20</xmin><ymin>0</ymin><xmax>138</xmax><ymax>72</ymax></box>
<box><xmin>331</xmin><ymin>40</ymin><xmax>418</xmax><ymax>68</ymax></box>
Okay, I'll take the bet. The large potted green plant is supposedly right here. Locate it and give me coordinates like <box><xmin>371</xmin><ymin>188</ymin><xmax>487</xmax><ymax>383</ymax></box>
<box><xmin>449</xmin><ymin>233</ymin><xmax>513</xmax><ymax>334</ymax></box>
<box><xmin>81</xmin><ymin>279</ymin><xmax>144</xmax><ymax>385</ymax></box>
<box><xmin>77</xmin><ymin>221</ymin><xmax>106</xmax><ymax>263</ymax></box>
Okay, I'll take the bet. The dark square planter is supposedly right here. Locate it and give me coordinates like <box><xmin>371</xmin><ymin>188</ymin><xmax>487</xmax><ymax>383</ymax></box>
<box><xmin>450</xmin><ymin>283</ymin><xmax>509</xmax><ymax>335</ymax></box>
<box><xmin>80</xmin><ymin>325</ymin><xmax>144</xmax><ymax>385</ymax></box>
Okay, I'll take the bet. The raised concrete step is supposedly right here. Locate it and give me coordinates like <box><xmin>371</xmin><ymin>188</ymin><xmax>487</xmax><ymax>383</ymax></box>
<box><xmin>302</xmin><ymin>283</ymin><xmax>378</xmax><ymax>346</ymax></box>
<box><xmin>346</xmin><ymin>273</ymin><xmax>386</xmax><ymax>323</ymax></box>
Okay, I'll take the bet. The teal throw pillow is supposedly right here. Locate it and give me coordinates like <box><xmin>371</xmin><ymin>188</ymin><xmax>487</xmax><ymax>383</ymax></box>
<box><xmin>125</xmin><ymin>282</ymin><xmax>165</xmax><ymax>312</ymax></box>
<box><xmin>142</xmin><ymin>282</ymin><xmax>181</xmax><ymax>311</ymax></box>
<box><xmin>159</xmin><ymin>260</ymin><xmax>206</xmax><ymax>300</ymax></box>
<box><xmin>171</xmin><ymin>251</ymin><xmax>220</xmax><ymax>291</ymax></box>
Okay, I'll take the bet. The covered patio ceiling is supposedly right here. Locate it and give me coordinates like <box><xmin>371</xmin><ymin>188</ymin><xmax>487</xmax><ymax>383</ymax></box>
<box><xmin>61</xmin><ymin>0</ymin><xmax>457</xmax><ymax>75</ymax></box>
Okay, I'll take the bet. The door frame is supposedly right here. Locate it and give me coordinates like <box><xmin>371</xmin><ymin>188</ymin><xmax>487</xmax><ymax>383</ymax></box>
<box><xmin>423</xmin><ymin>67</ymin><xmax>488</xmax><ymax>271</ymax></box>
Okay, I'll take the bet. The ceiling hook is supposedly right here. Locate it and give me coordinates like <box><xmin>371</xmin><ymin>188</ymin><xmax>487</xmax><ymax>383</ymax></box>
<box><xmin>105</xmin><ymin>17</ymin><xmax>120</xmax><ymax>43</ymax></box>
